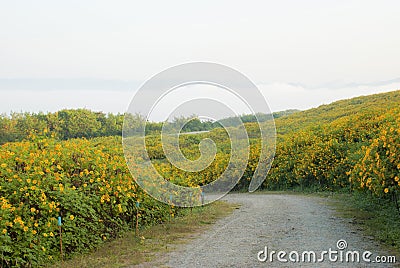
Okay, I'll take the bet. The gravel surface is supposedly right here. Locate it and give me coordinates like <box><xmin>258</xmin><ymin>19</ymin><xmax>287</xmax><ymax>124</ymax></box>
<box><xmin>163</xmin><ymin>193</ymin><xmax>397</xmax><ymax>268</ymax></box>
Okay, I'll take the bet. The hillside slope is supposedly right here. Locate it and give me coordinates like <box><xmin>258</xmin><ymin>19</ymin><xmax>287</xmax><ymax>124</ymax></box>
<box><xmin>273</xmin><ymin>90</ymin><xmax>400</xmax><ymax>135</ymax></box>
<box><xmin>264</xmin><ymin>90</ymin><xmax>399</xmax><ymax>197</ymax></box>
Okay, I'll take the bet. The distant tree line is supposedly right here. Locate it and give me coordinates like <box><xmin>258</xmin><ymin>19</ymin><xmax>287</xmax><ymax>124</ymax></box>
<box><xmin>0</xmin><ymin>109</ymin><xmax>124</xmax><ymax>144</ymax></box>
<box><xmin>215</xmin><ymin>110</ymin><xmax>300</xmax><ymax>127</ymax></box>
<box><xmin>0</xmin><ymin>109</ymin><xmax>298</xmax><ymax>144</ymax></box>
<box><xmin>0</xmin><ymin>110</ymin><xmax>216</xmax><ymax>144</ymax></box>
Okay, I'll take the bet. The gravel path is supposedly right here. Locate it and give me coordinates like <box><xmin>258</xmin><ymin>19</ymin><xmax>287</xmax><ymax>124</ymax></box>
<box><xmin>164</xmin><ymin>193</ymin><xmax>397</xmax><ymax>268</ymax></box>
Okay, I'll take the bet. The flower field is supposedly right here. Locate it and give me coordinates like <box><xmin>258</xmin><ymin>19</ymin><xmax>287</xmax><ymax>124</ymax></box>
<box><xmin>0</xmin><ymin>135</ymin><xmax>177</xmax><ymax>266</ymax></box>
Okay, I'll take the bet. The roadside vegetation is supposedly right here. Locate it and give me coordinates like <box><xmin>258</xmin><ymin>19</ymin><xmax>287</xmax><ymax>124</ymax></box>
<box><xmin>56</xmin><ymin>201</ymin><xmax>237</xmax><ymax>268</ymax></box>
<box><xmin>328</xmin><ymin>191</ymin><xmax>400</xmax><ymax>255</ymax></box>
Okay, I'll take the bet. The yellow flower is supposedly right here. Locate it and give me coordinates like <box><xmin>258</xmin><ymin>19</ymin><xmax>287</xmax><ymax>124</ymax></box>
<box><xmin>1</xmin><ymin>163</ymin><xmax>7</xmax><ymax>168</ymax></box>
<box><xmin>34</xmin><ymin>222</ymin><xmax>39</xmax><ymax>227</ymax></box>
<box><xmin>49</xmin><ymin>232</ymin><xmax>54</xmax><ymax>237</ymax></box>
<box><xmin>14</xmin><ymin>216</ymin><xmax>24</xmax><ymax>225</ymax></box>
<box><xmin>395</xmin><ymin>176</ymin><xmax>399</xmax><ymax>182</ymax></box>
<box><xmin>384</xmin><ymin>188</ymin><xmax>389</xmax><ymax>194</ymax></box>
<box><xmin>30</xmin><ymin>207</ymin><xmax>36</xmax><ymax>213</ymax></box>
<box><xmin>32</xmin><ymin>230</ymin><xmax>37</xmax><ymax>235</ymax></box>
<box><xmin>23</xmin><ymin>226</ymin><xmax>29</xmax><ymax>232</ymax></box>
<box><xmin>43</xmin><ymin>233</ymin><xmax>48</xmax><ymax>237</ymax></box>
<box><xmin>2</xmin><ymin>229</ymin><xmax>6</xmax><ymax>234</ymax></box>
<box><xmin>69</xmin><ymin>215</ymin><xmax>75</xmax><ymax>220</ymax></box>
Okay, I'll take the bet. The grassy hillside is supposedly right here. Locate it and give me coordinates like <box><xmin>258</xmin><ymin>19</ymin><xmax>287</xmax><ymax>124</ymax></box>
<box><xmin>274</xmin><ymin>90</ymin><xmax>400</xmax><ymax>135</ymax></box>
<box><xmin>265</xmin><ymin>89</ymin><xmax>400</xmax><ymax>204</ymax></box>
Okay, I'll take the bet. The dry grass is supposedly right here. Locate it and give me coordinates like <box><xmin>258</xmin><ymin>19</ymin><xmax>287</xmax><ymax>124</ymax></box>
<box><xmin>51</xmin><ymin>201</ymin><xmax>238</xmax><ymax>268</ymax></box>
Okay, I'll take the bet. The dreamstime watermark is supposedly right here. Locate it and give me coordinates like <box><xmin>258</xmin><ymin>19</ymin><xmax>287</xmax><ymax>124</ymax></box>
<box><xmin>257</xmin><ymin>239</ymin><xmax>397</xmax><ymax>264</ymax></box>
<box><xmin>122</xmin><ymin>62</ymin><xmax>276</xmax><ymax>207</ymax></box>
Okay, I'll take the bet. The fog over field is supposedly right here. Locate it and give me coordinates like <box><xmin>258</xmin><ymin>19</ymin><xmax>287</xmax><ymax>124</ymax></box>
<box><xmin>0</xmin><ymin>78</ymin><xmax>399</xmax><ymax>121</ymax></box>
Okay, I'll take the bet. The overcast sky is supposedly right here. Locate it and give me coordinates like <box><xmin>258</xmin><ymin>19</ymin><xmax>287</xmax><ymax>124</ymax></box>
<box><xmin>1</xmin><ymin>1</ymin><xmax>400</xmax><ymax>120</ymax></box>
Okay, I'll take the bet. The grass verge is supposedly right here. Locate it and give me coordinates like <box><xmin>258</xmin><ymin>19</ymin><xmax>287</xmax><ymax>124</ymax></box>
<box><xmin>51</xmin><ymin>201</ymin><xmax>238</xmax><ymax>268</ymax></box>
<box><xmin>326</xmin><ymin>191</ymin><xmax>400</xmax><ymax>256</ymax></box>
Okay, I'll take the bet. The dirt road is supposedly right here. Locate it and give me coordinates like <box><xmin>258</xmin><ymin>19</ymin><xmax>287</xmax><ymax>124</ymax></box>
<box><xmin>165</xmin><ymin>193</ymin><xmax>396</xmax><ymax>267</ymax></box>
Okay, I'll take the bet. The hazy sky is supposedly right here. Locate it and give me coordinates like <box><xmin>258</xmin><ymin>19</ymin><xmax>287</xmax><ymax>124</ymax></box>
<box><xmin>1</xmin><ymin>0</ymin><xmax>400</xmax><ymax>120</ymax></box>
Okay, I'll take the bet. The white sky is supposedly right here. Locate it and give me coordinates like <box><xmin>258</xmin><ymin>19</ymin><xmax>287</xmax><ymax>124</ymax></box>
<box><xmin>1</xmin><ymin>0</ymin><xmax>400</xmax><ymax>120</ymax></box>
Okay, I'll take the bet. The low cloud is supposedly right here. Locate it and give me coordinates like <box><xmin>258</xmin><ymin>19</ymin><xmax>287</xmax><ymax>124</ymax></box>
<box><xmin>1</xmin><ymin>79</ymin><xmax>399</xmax><ymax>119</ymax></box>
